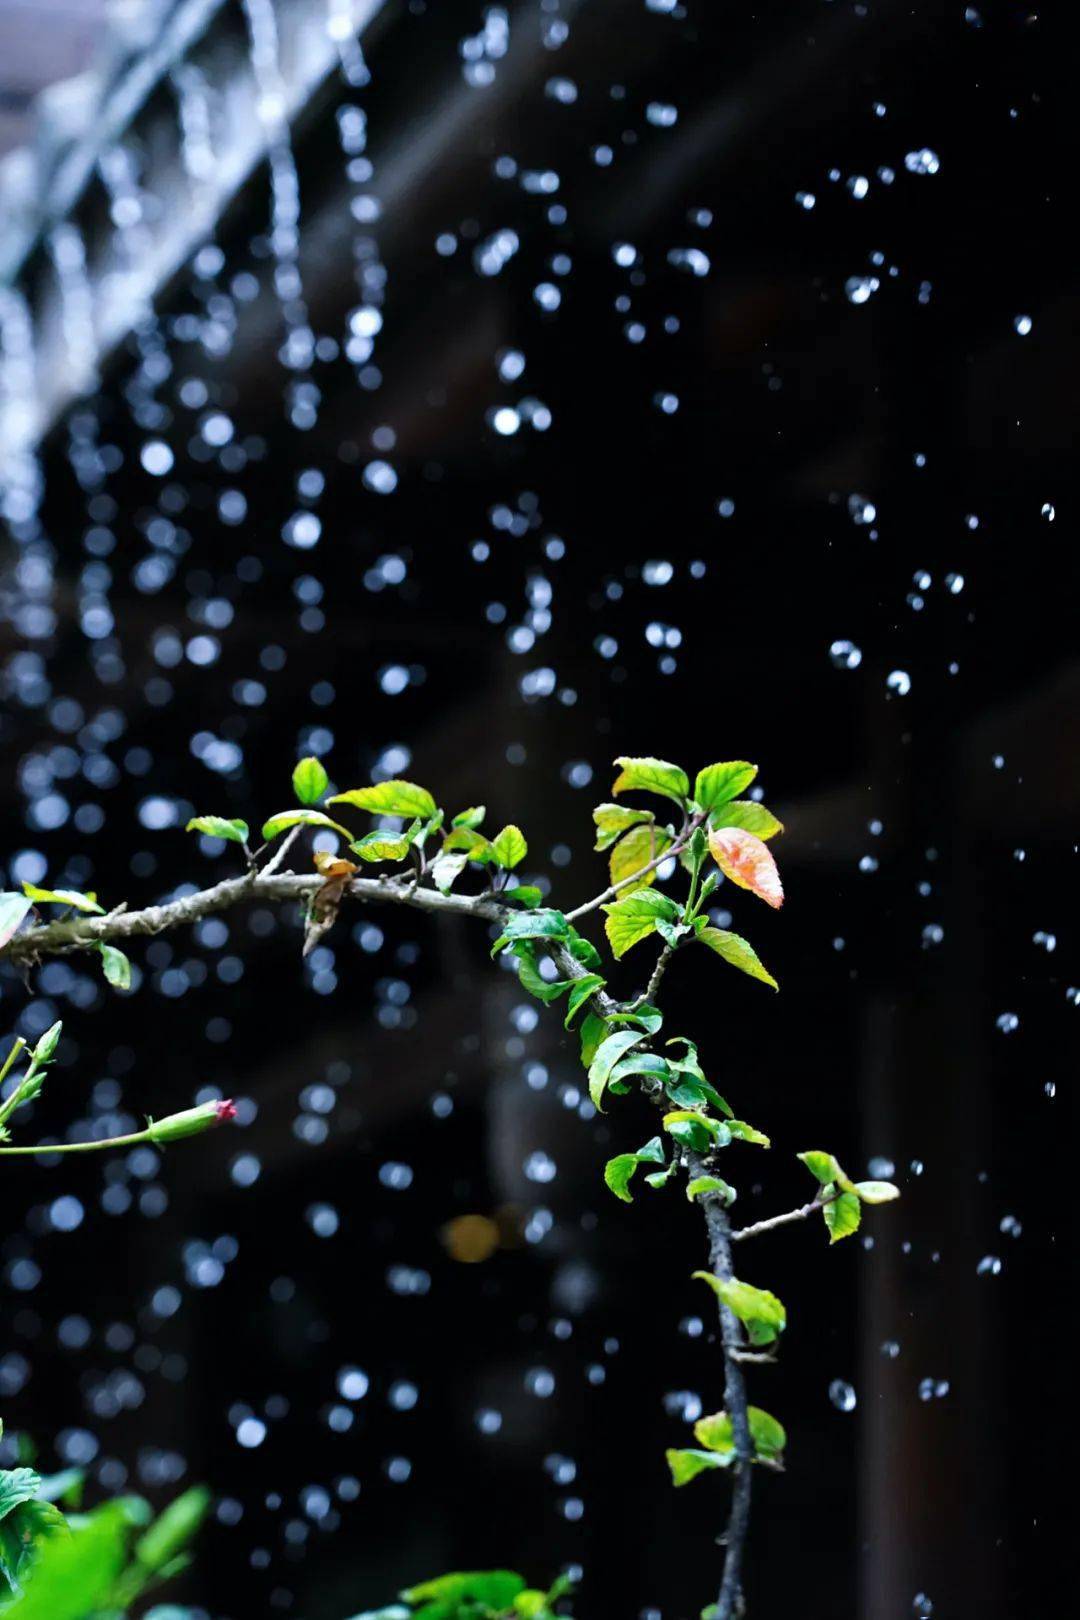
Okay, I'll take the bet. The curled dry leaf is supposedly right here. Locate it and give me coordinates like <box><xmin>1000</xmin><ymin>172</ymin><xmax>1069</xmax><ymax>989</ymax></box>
<box><xmin>707</xmin><ymin>825</ymin><xmax>784</xmax><ymax>909</ymax></box>
<box><xmin>304</xmin><ymin>854</ymin><xmax>359</xmax><ymax>955</ymax></box>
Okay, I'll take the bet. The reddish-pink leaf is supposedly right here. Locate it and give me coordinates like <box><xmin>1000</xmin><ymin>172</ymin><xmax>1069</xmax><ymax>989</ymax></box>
<box><xmin>708</xmin><ymin>826</ymin><xmax>784</xmax><ymax>910</ymax></box>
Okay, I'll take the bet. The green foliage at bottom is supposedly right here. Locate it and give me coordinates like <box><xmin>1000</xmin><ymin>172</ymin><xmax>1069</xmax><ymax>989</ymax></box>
<box><xmin>349</xmin><ymin>1569</ymin><xmax>575</xmax><ymax>1620</ymax></box>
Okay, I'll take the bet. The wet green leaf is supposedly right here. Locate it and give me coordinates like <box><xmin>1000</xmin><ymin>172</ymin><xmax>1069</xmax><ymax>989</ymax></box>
<box><xmin>726</xmin><ymin>1119</ymin><xmax>770</xmax><ymax>1148</ymax></box>
<box><xmin>430</xmin><ymin>852</ymin><xmax>468</xmax><ymax>894</ymax></box>
<box><xmin>592</xmin><ymin>803</ymin><xmax>653</xmax><ymax>851</ymax></box>
<box><xmin>351</xmin><ymin>828</ymin><xmax>416</xmax><ymax>863</ymax></box>
<box><xmin>608</xmin><ymin>821</ymin><xmax>672</xmax><ymax>888</ymax></box>
<box><xmin>666</xmin><ymin>1448</ymin><xmax>731</xmax><ymax>1486</ymax></box>
<box><xmin>490</xmin><ymin>909</ymin><xmax>570</xmax><ymax>956</ymax></box>
<box><xmin>564</xmin><ymin>975</ymin><xmax>606</xmax><ymax>1027</ymax></box>
<box><xmin>611</xmin><ymin>756</ymin><xmax>690</xmax><ymax>805</ymax></box>
<box><xmin>588</xmin><ymin>1030</ymin><xmax>646</xmax><ymax>1110</ymax></box>
<box><xmin>98</xmin><ymin>945</ymin><xmax>131</xmax><ymax>991</ymax></box>
<box><xmin>853</xmin><ymin>1180</ymin><xmax>900</xmax><ymax>1204</ymax></box>
<box><xmin>487</xmin><ymin>825</ymin><xmax>528</xmax><ymax>870</ymax></box>
<box><xmin>709</xmin><ymin>800</ymin><xmax>783</xmax><ymax>841</ymax></box>
<box><xmin>696</xmin><ymin>926</ymin><xmax>778</xmax><ymax>990</ymax></box>
<box><xmin>694</xmin><ymin>1273</ymin><xmax>787</xmax><ymax>1345</ymax></box>
<box><xmin>686</xmin><ymin>1175</ymin><xmax>735</xmax><ymax>1204</ymax></box>
<box><xmin>261</xmin><ymin>809</ymin><xmax>353</xmax><ymax>842</ymax></box>
<box><xmin>185</xmin><ymin>816</ymin><xmax>249</xmax><ymax>845</ymax></box>
<box><xmin>694</xmin><ymin>762</ymin><xmax>758</xmax><ymax>811</ymax></box>
<box><xmin>823</xmin><ymin>1190</ymin><xmax>862</xmax><ymax>1243</ymax></box>
<box><xmin>21</xmin><ymin>885</ymin><xmax>104</xmax><ymax>914</ymax></box>
<box><xmin>292</xmin><ymin>757</ymin><xmax>328</xmax><ymax>806</ymax></box>
<box><xmin>603</xmin><ymin>888</ymin><xmax>680</xmax><ymax>958</ymax></box>
<box><xmin>328</xmin><ymin>781</ymin><xmax>437</xmax><ymax>819</ymax></box>
<box><xmin>797</xmin><ymin>1150</ymin><xmax>844</xmax><ymax>1186</ymax></box>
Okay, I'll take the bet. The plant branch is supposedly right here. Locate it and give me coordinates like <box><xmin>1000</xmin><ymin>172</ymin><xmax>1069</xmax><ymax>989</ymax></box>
<box><xmin>563</xmin><ymin>812</ymin><xmax>705</xmax><ymax>922</ymax></box>
<box><xmin>732</xmin><ymin>1191</ymin><xmax>837</xmax><ymax>1243</ymax></box>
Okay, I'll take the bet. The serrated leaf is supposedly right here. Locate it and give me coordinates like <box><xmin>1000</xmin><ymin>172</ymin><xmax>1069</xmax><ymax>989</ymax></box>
<box><xmin>21</xmin><ymin>884</ymin><xmax>104</xmax><ymax>914</ymax></box>
<box><xmin>603</xmin><ymin>888</ymin><xmax>681</xmax><ymax>958</ymax></box>
<box><xmin>185</xmin><ymin>816</ymin><xmax>250</xmax><ymax>845</ymax></box>
<box><xmin>509</xmin><ymin>942</ymin><xmax>573</xmax><ymax>1004</ymax></box>
<box><xmin>292</xmin><ymin>756</ymin><xmax>328</xmax><ymax>805</ymax></box>
<box><xmin>696</xmin><ymin>926</ymin><xmax>778</xmax><ymax>990</ymax></box>
<box><xmin>609</xmin><ymin>1051</ymin><xmax>672</xmax><ymax>1087</ymax></box>
<box><xmin>666</xmin><ymin>1448</ymin><xmax>731</xmax><ymax>1486</ymax></box>
<box><xmin>578</xmin><ymin>1011</ymin><xmax>607</xmax><ymax>1069</ymax></box>
<box><xmin>98</xmin><ymin>944</ymin><xmax>131</xmax><ymax>990</ymax></box>
<box><xmin>693</xmin><ymin>1406</ymin><xmax>786</xmax><ymax>1464</ymax></box>
<box><xmin>0</xmin><ymin>893</ymin><xmax>33</xmax><ymax>949</ymax></box>
<box><xmin>592</xmin><ymin>802</ymin><xmax>653</xmax><ymax>852</ymax></box>
<box><xmin>824</xmin><ymin>1190</ymin><xmax>862</xmax><ymax>1243</ymax></box>
<box><xmin>686</xmin><ymin>1175</ymin><xmax>735</xmax><ymax>1204</ymax></box>
<box><xmin>694</xmin><ymin>762</ymin><xmax>758</xmax><ymax>811</ymax></box>
<box><xmin>0</xmin><ymin>1468</ymin><xmax>41</xmax><ymax>1525</ymax></box>
<box><xmin>604</xmin><ymin>1153</ymin><xmax>641</xmax><ymax>1202</ymax></box>
<box><xmin>708</xmin><ymin>826</ymin><xmax>784</xmax><ymax>909</ymax></box>
<box><xmin>694</xmin><ymin>1272</ymin><xmax>787</xmax><ymax>1345</ymax></box>
<box><xmin>488</xmin><ymin>824</ymin><xmax>528</xmax><ymax>869</ymax></box>
<box><xmin>328</xmin><ymin>780</ymin><xmax>437</xmax><ymax>819</ymax></box>
<box><xmin>588</xmin><ymin>1030</ymin><xmax>646</xmax><ymax>1110</ymax></box>
<box><xmin>853</xmin><ymin>1179</ymin><xmax>900</xmax><ymax>1204</ymax></box>
<box><xmin>490</xmin><ymin>908</ymin><xmax>570</xmax><ymax>956</ymax></box>
<box><xmin>608</xmin><ymin>821</ymin><xmax>672</xmax><ymax>888</ymax></box>
<box><xmin>710</xmin><ymin>800</ymin><xmax>783</xmax><ymax>841</ymax></box>
<box><xmin>663</xmin><ymin>1110</ymin><xmax>730</xmax><ymax>1152</ymax></box>
<box><xmin>612</xmin><ymin>756</ymin><xmax>690</xmax><ymax>805</ymax></box>
<box><xmin>451</xmin><ymin>806</ymin><xmax>485</xmax><ymax>830</ymax></box>
<box><xmin>261</xmin><ymin>809</ymin><xmax>353</xmax><ymax>842</ymax></box>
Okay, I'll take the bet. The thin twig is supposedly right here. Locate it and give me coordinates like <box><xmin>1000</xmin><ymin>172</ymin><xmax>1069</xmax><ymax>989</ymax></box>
<box><xmin>732</xmin><ymin>1191</ymin><xmax>837</xmax><ymax>1243</ymax></box>
<box><xmin>259</xmin><ymin>824</ymin><xmax>303</xmax><ymax>878</ymax></box>
<box><xmin>563</xmin><ymin>813</ymin><xmax>704</xmax><ymax>922</ymax></box>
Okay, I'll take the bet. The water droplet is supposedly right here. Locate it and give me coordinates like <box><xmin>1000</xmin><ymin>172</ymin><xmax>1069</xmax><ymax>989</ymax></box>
<box><xmin>829</xmin><ymin>638</ymin><xmax>862</xmax><ymax>669</ymax></box>
<box><xmin>886</xmin><ymin>669</ymin><xmax>911</xmax><ymax>696</ymax></box>
<box><xmin>829</xmin><ymin>1379</ymin><xmax>857</xmax><ymax>1412</ymax></box>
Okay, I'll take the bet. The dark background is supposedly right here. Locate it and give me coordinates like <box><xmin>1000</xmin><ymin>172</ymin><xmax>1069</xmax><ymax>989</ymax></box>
<box><xmin>0</xmin><ymin>3</ymin><xmax>1074</xmax><ymax>1618</ymax></box>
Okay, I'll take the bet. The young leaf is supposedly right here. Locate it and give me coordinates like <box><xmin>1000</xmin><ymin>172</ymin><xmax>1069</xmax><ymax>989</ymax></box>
<box><xmin>402</xmin><ymin>1572</ymin><xmax>527</xmax><ymax>1608</ymax></box>
<box><xmin>186</xmin><ymin>816</ymin><xmax>250</xmax><ymax>845</ymax></box>
<box><xmin>708</xmin><ymin>826</ymin><xmax>784</xmax><ymax>909</ymax></box>
<box><xmin>0</xmin><ymin>1467</ymin><xmax>41</xmax><ymax>1524</ymax></box>
<box><xmin>262</xmin><ymin>809</ymin><xmax>352</xmax><ymax>841</ymax></box>
<box><xmin>853</xmin><ymin>1179</ymin><xmax>900</xmax><ymax>1203</ymax></box>
<box><xmin>797</xmin><ymin>1150</ymin><xmax>845</xmax><ymax>1186</ymax></box>
<box><xmin>509</xmin><ymin>943</ymin><xmax>573</xmax><ymax>1004</ymax></box>
<box><xmin>606</xmin><ymin>1002</ymin><xmax>664</xmax><ymax>1034</ymax></box>
<box><xmin>694</xmin><ymin>762</ymin><xmax>757</xmax><ymax>812</ymax></box>
<box><xmin>727</xmin><ymin>1120</ymin><xmax>770</xmax><ymax>1148</ymax></box>
<box><xmin>612</xmin><ymin>756</ymin><xmax>690</xmax><ymax>805</ymax></box>
<box><xmin>292</xmin><ymin>756</ymin><xmax>329</xmax><ymax>806</ymax></box>
<box><xmin>824</xmin><ymin>1190</ymin><xmax>862</xmax><ymax>1243</ymax></box>
<box><xmin>603</xmin><ymin>888</ymin><xmax>680</xmax><ymax>958</ymax></box>
<box><xmin>578</xmin><ymin>1011</ymin><xmax>607</xmax><ymax>1069</ymax></box>
<box><xmin>608</xmin><ymin>822</ymin><xmax>672</xmax><ymax>888</ymax></box>
<box><xmin>504</xmin><ymin>884</ymin><xmax>543</xmax><ymax>908</ymax></box>
<box><xmin>666</xmin><ymin>1448</ymin><xmax>731</xmax><ymax>1486</ymax></box>
<box><xmin>592</xmin><ymin>802</ymin><xmax>653</xmax><ymax>851</ymax></box>
<box><xmin>686</xmin><ymin>1175</ymin><xmax>735</xmax><ymax>1204</ymax></box>
<box><xmin>588</xmin><ymin>1030</ymin><xmax>646</xmax><ymax>1110</ymax></box>
<box><xmin>451</xmin><ymin>806</ymin><xmax>486</xmax><ymax>830</ymax></box>
<box><xmin>609</xmin><ymin>1051</ymin><xmax>672</xmax><ymax>1087</ymax></box>
<box><xmin>0</xmin><ymin>893</ymin><xmax>33</xmax><ymax>948</ymax></box>
<box><xmin>604</xmin><ymin>1153</ymin><xmax>641</xmax><ymax>1203</ymax></box>
<box><xmin>430</xmin><ymin>851</ymin><xmax>469</xmax><ymax>894</ymax></box>
<box><xmin>328</xmin><ymin>780</ymin><xmax>437</xmax><ymax>819</ymax></box>
<box><xmin>488</xmin><ymin>824</ymin><xmax>528</xmax><ymax>869</ymax></box>
<box><xmin>693</xmin><ymin>1406</ymin><xmax>786</xmax><ymax>1464</ymax></box>
<box><xmin>98</xmin><ymin>944</ymin><xmax>131</xmax><ymax>990</ymax></box>
<box><xmin>709</xmin><ymin>800</ymin><xmax>783</xmax><ymax>841</ymax></box>
<box><xmin>663</xmin><ymin>1111</ymin><xmax>730</xmax><ymax>1152</ymax></box>
<box><xmin>21</xmin><ymin>884</ymin><xmax>104</xmax><ymax>914</ymax></box>
<box><xmin>694</xmin><ymin>1272</ymin><xmax>787</xmax><ymax>1344</ymax></box>
<box><xmin>351</xmin><ymin>828</ymin><xmax>415</xmax><ymax>863</ymax></box>
<box><xmin>696</xmin><ymin>926</ymin><xmax>778</xmax><ymax>990</ymax></box>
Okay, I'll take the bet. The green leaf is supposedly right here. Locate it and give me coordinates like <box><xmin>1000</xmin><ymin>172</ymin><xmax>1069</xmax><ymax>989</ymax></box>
<box><xmin>694</xmin><ymin>1273</ymin><xmax>787</xmax><ymax>1345</ymax></box>
<box><xmin>612</xmin><ymin>756</ymin><xmax>690</xmax><ymax>804</ymax></box>
<box><xmin>564</xmin><ymin>975</ymin><xmax>605</xmax><ymax>1027</ymax></box>
<box><xmin>726</xmin><ymin>1119</ymin><xmax>770</xmax><ymax>1148</ymax></box>
<box><xmin>509</xmin><ymin>942</ymin><xmax>573</xmax><ymax>1005</ymax></box>
<box><xmin>503</xmin><ymin>885</ymin><xmax>542</xmax><ymax>908</ymax></box>
<box><xmin>402</xmin><ymin>1572</ymin><xmax>527</xmax><ymax>1608</ymax></box>
<box><xmin>696</xmin><ymin>927</ymin><xmax>778</xmax><ymax>991</ymax></box>
<box><xmin>663</xmin><ymin>1110</ymin><xmax>730</xmax><ymax>1152</ymax></box>
<box><xmin>0</xmin><ymin>1469</ymin><xmax>41</xmax><ymax>1526</ymax></box>
<box><xmin>606</xmin><ymin>1003</ymin><xmax>664</xmax><ymax>1034</ymax></box>
<box><xmin>451</xmin><ymin>806</ymin><xmax>485</xmax><ymax>830</ymax></box>
<box><xmin>853</xmin><ymin>1180</ymin><xmax>900</xmax><ymax>1204</ymax></box>
<box><xmin>488</xmin><ymin>825</ymin><xmax>528</xmax><ymax>869</ymax></box>
<box><xmin>603</xmin><ymin>888</ymin><xmax>680</xmax><ymax>958</ymax></box>
<box><xmin>609</xmin><ymin>1051</ymin><xmax>672</xmax><ymax>1087</ymax></box>
<box><xmin>292</xmin><ymin>756</ymin><xmax>329</xmax><ymax>805</ymax></box>
<box><xmin>261</xmin><ymin>809</ymin><xmax>353</xmax><ymax>841</ymax></box>
<box><xmin>604</xmin><ymin>1153</ymin><xmax>641</xmax><ymax>1202</ymax></box>
<box><xmin>351</xmin><ymin>828</ymin><xmax>416</xmax><ymax>863</ymax></box>
<box><xmin>824</xmin><ymin>1189</ymin><xmax>862</xmax><ymax>1243</ymax></box>
<box><xmin>666</xmin><ymin>1448</ymin><xmax>731</xmax><ymax>1486</ymax></box>
<box><xmin>592</xmin><ymin>803</ymin><xmax>653</xmax><ymax>852</ymax></box>
<box><xmin>21</xmin><ymin>884</ymin><xmax>104</xmax><ymax>914</ymax></box>
<box><xmin>430</xmin><ymin>851</ymin><xmax>468</xmax><ymax>894</ymax></box>
<box><xmin>490</xmin><ymin>908</ymin><xmax>570</xmax><ymax>956</ymax></box>
<box><xmin>709</xmin><ymin>800</ymin><xmax>783</xmax><ymax>841</ymax></box>
<box><xmin>692</xmin><ymin>1407</ymin><xmax>786</xmax><ymax>1465</ymax></box>
<box><xmin>98</xmin><ymin>945</ymin><xmax>131</xmax><ymax>990</ymax></box>
<box><xmin>797</xmin><ymin>1150</ymin><xmax>845</xmax><ymax>1186</ymax></box>
<box><xmin>185</xmin><ymin>816</ymin><xmax>250</xmax><ymax>845</ymax></box>
<box><xmin>608</xmin><ymin>822</ymin><xmax>673</xmax><ymax>888</ymax></box>
<box><xmin>686</xmin><ymin>1176</ymin><xmax>735</xmax><ymax>1204</ymax></box>
<box><xmin>0</xmin><ymin>893</ymin><xmax>34</xmax><ymax>949</ymax></box>
<box><xmin>588</xmin><ymin>1030</ymin><xmax>646</xmax><ymax>1110</ymax></box>
<box><xmin>328</xmin><ymin>781</ymin><xmax>437</xmax><ymax>819</ymax></box>
<box><xmin>578</xmin><ymin>1011</ymin><xmax>607</xmax><ymax>1069</ymax></box>
<box><xmin>694</xmin><ymin>762</ymin><xmax>758</xmax><ymax>811</ymax></box>
<box><xmin>132</xmin><ymin>1486</ymin><xmax>210</xmax><ymax>1577</ymax></box>
<box><xmin>0</xmin><ymin>1503</ymin><xmax>128</xmax><ymax>1618</ymax></box>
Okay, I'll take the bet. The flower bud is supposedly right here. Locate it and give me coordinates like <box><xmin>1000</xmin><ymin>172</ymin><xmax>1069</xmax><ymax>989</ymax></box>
<box><xmin>147</xmin><ymin>1099</ymin><xmax>237</xmax><ymax>1145</ymax></box>
<box><xmin>30</xmin><ymin>1020</ymin><xmax>62</xmax><ymax>1068</ymax></box>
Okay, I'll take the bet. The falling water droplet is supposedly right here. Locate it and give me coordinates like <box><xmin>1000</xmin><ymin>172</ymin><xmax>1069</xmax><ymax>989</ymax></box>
<box><xmin>829</xmin><ymin>1379</ymin><xmax>857</xmax><ymax>1412</ymax></box>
